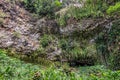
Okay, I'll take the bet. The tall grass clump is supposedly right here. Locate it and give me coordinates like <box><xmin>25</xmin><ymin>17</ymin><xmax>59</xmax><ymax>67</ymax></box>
<box><xmin>107</xmin><ymin>2</ymin><xmax>120</xmax><ymax>15</ymax></box>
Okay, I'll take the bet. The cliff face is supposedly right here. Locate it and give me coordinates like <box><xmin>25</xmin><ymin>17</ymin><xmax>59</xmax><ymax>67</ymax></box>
<box><xmin>0</xmin><ymin>0</ymin><xmax>119</xmax><ymax>68</ymax></box>
<box><xmin>0</xmin><ymin>0</ymin><xmax>39</xmax><ymax>53</ymax></box>
<box><xmin>0</xmin><ymin>0</ymin><xmax>114</xmax><ymax>54</ymax></box>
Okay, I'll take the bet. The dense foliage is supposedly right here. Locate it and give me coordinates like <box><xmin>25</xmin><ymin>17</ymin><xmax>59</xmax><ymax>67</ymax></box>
<box><xmin>0</xmin><ymin>49</ymin><xmax>120</xmax><ymax>80</ymax></box>
<box><xmin>23</xmin><ymin>0</ymin><xmax>62</xmax><ymax>18</ymax></box>
<box><xmin>96</xmin><ymin>19</ymin><xmax>120</xmax><ymax>70</ymax></box>
<box><xmin>58</xmin><ymin>38</ymin><xmax>97</xmax><ymax>66</ymax></box>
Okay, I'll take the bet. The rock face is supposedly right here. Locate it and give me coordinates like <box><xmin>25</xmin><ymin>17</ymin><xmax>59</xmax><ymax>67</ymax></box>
<box><xmin>0</xmin><ymin>0</ymin><xmax>87</xmax><ymax>54</ymax></box>
<box><xmin>0</xmin><ymin>1</ymin><xmax>39</xmax><ymax>53</ymax></box>
<box><xmin>35</xmin><ymin>18</ymin><xmax>97</xmax><ymax>36</ymax></box>
<box><xmin>35</xmin><ymin>18</ymin><xmax>60</xmax><ymax>34</ymax></box>
<box><xmin>60</xmin><ymin>19</ymin><xmax>95</xmax><ymax>36</ymax></box>
<box><xmin>46</xmin><ymin>40</ymin><xmax>62</xmax><ymax>61</ymax></box>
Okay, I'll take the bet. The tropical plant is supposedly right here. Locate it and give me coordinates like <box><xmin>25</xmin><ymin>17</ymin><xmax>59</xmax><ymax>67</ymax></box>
<box><xmin>107</xmin><ymin>2</ymin><xmax>120</xmax><ymax>15</ymax></box>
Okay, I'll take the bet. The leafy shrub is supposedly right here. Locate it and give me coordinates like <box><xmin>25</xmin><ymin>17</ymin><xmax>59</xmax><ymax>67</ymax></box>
<box><xmin>0</xmin><ymin>49</ymin><xmax>6</xmax><ymax>54</ymax></box>
<box><xmin>37</xmin><ymin>67</ymin><xmax>80</xmax><ymax>80</ymax></box>
<box><xmin>59</xmin><ymin>39</ymin><xmax>71</xmax><ymax>51</ymax></box>
<box><xmin>40</xmin><ymin>34</ymin><xmax>54</xmax><ymax>48</ymax></box>
<box><xmin>68</xmin><ymin>45</ymin><xmax>97</xmax><ymax>66</ymax></box>
<box><xmin>56</xmin><ymin>14</ymin><xmax>69</xmax><ymax>26</ymax></box>
<box><xmin>23</xmin><ymin>0</ymin><xmax>62</xmax><ymax>18</ymax></box>
<box><xmin>68</xmin><ymin>2</ymin><xmax>105</xmax><ymax>19</ymax></box>
<box><xmin>95</xmin><ymin>19</ymin><xmax>120</xmax><ymax>70</ymax></box>
<box><xmin>0</xmin><ymin>51</ymin><xmax>42</xmax><ymax>80</ymax></box>
<box><xmin>107</xmin><ymin>2</ymin><xmax>120</xmax><ymax>15</ymax></box>
<box><xmin>0</xmin><ymin>50</ymin><xmax>120</xmax><ymax>80</ymax></box>
<box><xmin>56</xmin><ymin>0</ymin><xmax>108</xmax><ymax>26</ymax></box>
<box><xmin>33</xmin><ymin>66</ymin><xmax>120</xmax><ymax>80</ymax></box>
<box><xmin>59</xmin><ymin>39</ymin><xmax>97</xmax><ymax>66</ymax></box>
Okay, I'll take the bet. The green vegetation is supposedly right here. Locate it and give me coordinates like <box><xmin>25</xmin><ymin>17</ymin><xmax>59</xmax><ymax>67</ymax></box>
<box><xmin>5</xmin><ymin>48</ymin><xmax>53</xmax><ymax>66</ymax></box>
<box><xmin>23</xmin><ymin>0</ymin><xmax>120</xmax><ymax>26</ymax></box>
<box><xmin>69</xmin><ymin>0</ymin><xmax>107</xmax><ymax>19</ymax></box>
<box><xmin>107</xmin><ymin>2</ymin><xmax>120</xmax><ymax>15</ymax></box>
<box><xmin>0</xmin><ymin>49</ymin><xmax>42</xmax><ymax>80</ymax></box>
<box><xmin>0</xmin><ymin>10</ymin><xmax>6</xmax><ymax>25</ymax></box>
<box><xmin>40</xmin><ymin>34</ymin><xmax>54</xmax><ymax>48</ymax></box>
<box><xmin>59</xmin><ymin>39</ymin><xmax>97</xmax><ymax>66</ymax></box>
<box><xmin>23</xmin><ymin>0</ymin><xmax>62</xmax><ymax>18</ymax></box>
<box><xmin>95</xmin><ymin>19</ymin><xmax>120</xmax><ymax>70</ymax></box>
<box><xmin>0</xmin><ymin>0</ymin><xmax>120</xmax><ymax>80</ymax></box>
<box><xmin>56</xmin><ymin>0</ymin><xmax>108</xmax><ymax>26</ymax></box>
<box><xmin>56</xmin><ymin>14</ymin><xmax>68</xmax><ymax>26</ymax></box>
<box><xmin>0</xmin><ymin>49</ymin><xmax>120</xmax><ymax>80</ymax></box>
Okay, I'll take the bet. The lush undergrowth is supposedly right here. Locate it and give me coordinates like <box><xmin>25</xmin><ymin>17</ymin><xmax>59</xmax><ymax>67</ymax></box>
<box><xmin>0</xmin><ymin>49</ymin><xmax>120</xmax><ymax>80</ymax></box>
<box><xmin>0</xmin><ymin>49</ymin><xmax>42</xmax><ymax>80</ymax></box>
<box><xmin>96</xmin><ymin>19</ymin><xmax>120</xmax><ymax>70</ymax></box>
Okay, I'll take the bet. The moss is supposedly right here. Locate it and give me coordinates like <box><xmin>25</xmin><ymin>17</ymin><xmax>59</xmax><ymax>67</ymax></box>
<box><xmin>0</xmin><ymin>10</ymin><xmax>6</xmax><ymax>25</ymax></box>
<box><xmin>0</xmin><ymin>10</ymin><xmax>6</xmax><ymax>17</ymax></box>
<box><xmin>0</xmin><ymin>18</ymin><xmax>4</xmax><ymax>25</ymax></box>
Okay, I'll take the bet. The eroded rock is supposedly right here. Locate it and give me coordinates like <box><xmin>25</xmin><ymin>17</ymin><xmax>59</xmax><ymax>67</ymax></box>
<box><xmin>0</xmin><ymin>1</ymin><xmax>39</xmax><ymax>53</ymax></box>
<box><xmin>35</xmin><ymin>18</ymin><xmax>60</xmax><ymax>34</ymax></box>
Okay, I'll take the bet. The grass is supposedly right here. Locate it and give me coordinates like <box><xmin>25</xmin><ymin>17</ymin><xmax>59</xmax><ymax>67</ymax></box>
<box><xmin>107</xmin><ymin>2</ymin><xmax>120</xmax><ymax>15</ymax></box>
<box><xmin>0</xmin><ymin>49</ymin><xmax>120</xmax><ymax>80</ymax></box>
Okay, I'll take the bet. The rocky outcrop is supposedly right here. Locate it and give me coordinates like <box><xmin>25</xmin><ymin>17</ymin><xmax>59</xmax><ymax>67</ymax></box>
<box><xmin>0</xmin><ymin>1</ymin><xmax>39</xmax><ymax>53</ymax></box>
<box><xmin>60</xmin><ymin>19</ymin><xmax>95</xmax><ymax>36</ymax></box>
<box><xmin>35</xmin><ymin>18</ymin><xmax>95</xmax><ymax>36</ymax></box>
<box><xmin>35</xmin><ymin>18</ymin><xmax>113</xmax><ymax>37</ymax></box>
<box><xmin>35</xmin><ymin>18</ymin><xmax>60</xmax><ymax>34</ymax></box>
<box><xmin>0</xmin><ymin>1</ymin><xmax>62</xmax><ymax>61</ymax></box>
<box><xmin>46</xmin><ymin>40</ymin><xmax>62</xmax><ymax>61</ymax></box>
